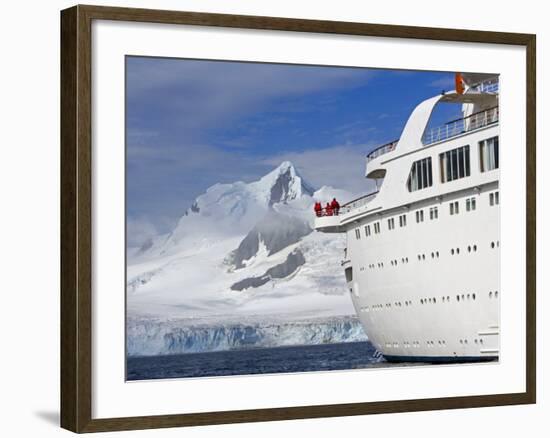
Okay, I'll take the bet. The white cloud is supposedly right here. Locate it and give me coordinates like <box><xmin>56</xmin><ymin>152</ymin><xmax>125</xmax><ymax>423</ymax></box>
<box><xmin>127</xmin><ymin>216</ymin><xmax>161</xmax><ymax>248</ymax></box>
<box><xmin>126</xmin><ymin>57</ymin><xmax>373</xmax><ymax>137</ymax></box>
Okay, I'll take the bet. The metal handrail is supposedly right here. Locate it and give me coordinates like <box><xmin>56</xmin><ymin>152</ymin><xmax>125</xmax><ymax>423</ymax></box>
<box><xmin>472</xmin><ymin>81</ymin><xmax>499</xmax><ymax>94</ymax></box>
<box><xmin>366</xmin><ymin>139</ymin><xmax>399</xmax><ymax>163</ymax></box>
<box><xmin>422</xmin><ymin>106</ymin><xmax>499</xmax><ymax>146</ymax></box>
<box><xmin>340</xmin><ymin>191</ymin><xmax>378</xmax><ymax>212</ymax></box>
<box><xmin>314</xmin><ymin>191</ymin><xmax>379</xmax><ymax>219</ymax></box>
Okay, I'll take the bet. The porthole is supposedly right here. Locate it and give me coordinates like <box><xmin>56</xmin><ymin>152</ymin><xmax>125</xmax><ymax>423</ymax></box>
<box><xmin>456</xmin><ymin>248</ymin><xmax>460</xmax><ymax>254</ymax></box>
<box><xmin>468</xmin><ymin>246</ymin><xmax>471</xmax><ymax>252</ymax></box>
<box><xmin>491</xmin><ymin>242</ymin><xmax>495</xmax><ymax>248</ymax></box>
<box><xmin>489</xmin><ymin>291</ymin><xmax>493</xmax><ymax>298</ymax></box>
<box><xmin>436</xmin><ymin>251</ymin><xmax>440</xmax><ymax>257</ymax></box>
<box><xmin>472</xmin><ymin>293</ymin><xmax>476</xmax><ymax>300</ymax></box>
<box><xmin>456</xmin><ymin>295</ymin><xmax>460</xmax><ymax>301</ymax></box>
<box><xmin>495</xmin><ymin>291</ymin><xmax>499</xmax><ymax>298</ymax></box>
<box><xmin>451</xmin><ymin>249</ymin><xmax>455</xmax><ymax>255</ymax></box>
<box><xmin>431</xmin><ymin>252</ymin><xmax>434</xmax><ymax>258</ymax></box>
<box><xmin>473</xmin><ymin>245</ymin><xmax>477</xmax><ymax>251</ymax></box>
<box><xmin>422</xmin><ymin>254</ymin><xmax>426</xmax><ymax>260</ymax></box>
<box><xmin>467</xmin><ymin>294</ymin><xmax>471</xmax><ymax>300</ymax></box>
<box><xmin>461</xmin><ymin>294</ymin><xmax>465</xmax><ymax>300</ymax></box>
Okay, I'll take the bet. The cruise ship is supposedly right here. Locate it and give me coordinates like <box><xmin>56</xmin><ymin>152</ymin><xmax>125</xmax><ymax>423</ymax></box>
<box><xmin>315</xmin><ymin>73</ymin><xmax>500</xmax><ymax>362</ymax></box>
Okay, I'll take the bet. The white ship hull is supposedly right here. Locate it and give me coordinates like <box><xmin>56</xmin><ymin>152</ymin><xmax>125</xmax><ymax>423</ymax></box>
<box><xmin>344</xmin><ymin>182</ymin><xmax>499</xmax><ymax>362</ymax></box>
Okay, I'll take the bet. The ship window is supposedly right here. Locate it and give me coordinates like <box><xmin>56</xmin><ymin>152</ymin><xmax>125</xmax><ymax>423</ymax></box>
<box><xmin>466</xmin><ymin>197</ymin><xmax>477</xmax><ymax>211</ymax></box>
<box><xmin>387</xmin><ymin>218</ymin><xmax>395</xmax><ymax>230</ymax></box>
<box><xmin>415</xmin><ymin>210</ymin><xmax>424</xmax><ymax>223</ymax></box>
<box><xmin>429</xmin><ymin>206</ymin><xmax>439</xmax><ymax>220</ymax></box>
<box><xmin>479</xmin><ymin>136</ymin><xmax>499</xmax><ymax>172</ymax></box>
<box><xmin>489</xmin><ymin>191</ymin><xmax>500</xmax><ymax>206</ymax></box>
<box><xmin>440</xmin><ymin>145</ymin><xmax>470</xmax><ymax>183</ymax></box>
<box><xmin>399</xmin><ymin>214</ymin><xmax>407</xmax><ymax>227</ymax></box>
<box><xmin>355</xmin><ymin>228</ymin><xmax>361</xmax><ymax>240</ymax></box>
<box><xmin>407</xmin><ymin>157</ymin><xmax>433</xmax><ymax>192</ymax></box>
<box><xmin>365</xmin><ymin>225</ymin><xmax>371</xmax><ymax>236</ymax></box>
<box><xmin>374</xmin><ymin>222</ymin><xmax>381</xmax><ymax>234</ymax></box>
<box><xmin>450</xmin><ymin>201</ymin><xmax>459</xmax><ymax>215</ymax></box>
<box><xmin>345</xmin><ymin>267</ymin><xmax>353</xmax><ymax>282</ymax></box>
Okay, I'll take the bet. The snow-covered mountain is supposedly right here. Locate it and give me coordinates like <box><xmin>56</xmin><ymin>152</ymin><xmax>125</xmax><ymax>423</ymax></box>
<box><xmin>127</xmin><ymin>161</ymin><xmax>366</xmax><ymax>355</ymax></box>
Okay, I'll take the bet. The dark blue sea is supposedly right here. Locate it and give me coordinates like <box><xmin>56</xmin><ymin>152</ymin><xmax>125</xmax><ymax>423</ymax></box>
<box><xmin>127</xmin><ymin>341</ymin><xmax>384</xmax><ymax>380</ymax></box>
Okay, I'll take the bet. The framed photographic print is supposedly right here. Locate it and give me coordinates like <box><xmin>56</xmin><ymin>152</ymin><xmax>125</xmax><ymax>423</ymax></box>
<box><xmin>60</xmin><ymin>4</ymin><xmax>536</xmax><ymax>433</ymax></box>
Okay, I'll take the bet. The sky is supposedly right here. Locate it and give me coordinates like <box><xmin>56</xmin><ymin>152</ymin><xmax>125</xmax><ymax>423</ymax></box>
<box><xmin>126</xmin><ymin>56</ymin><xmax>462</xmax><ymax>246</ymax></box>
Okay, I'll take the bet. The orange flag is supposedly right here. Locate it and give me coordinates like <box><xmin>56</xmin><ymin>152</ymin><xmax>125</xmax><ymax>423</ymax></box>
<box><xmin>455</xmin><ymin>73</ymin><xmax>465</xmax><ymax>94</ymax></box>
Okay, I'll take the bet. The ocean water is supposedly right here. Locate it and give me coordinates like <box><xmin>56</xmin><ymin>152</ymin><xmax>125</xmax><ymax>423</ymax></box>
<box><xmin>127</xmin><ymin>341</ymin><xmax>384</xmax><ymax>380</ymax></box>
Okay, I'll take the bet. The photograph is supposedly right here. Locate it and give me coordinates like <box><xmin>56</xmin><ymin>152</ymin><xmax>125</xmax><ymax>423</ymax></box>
<box><xmin>125</xmin><ymin>57</ymin><xmax>500</xmax><ymax>381</ymax></box>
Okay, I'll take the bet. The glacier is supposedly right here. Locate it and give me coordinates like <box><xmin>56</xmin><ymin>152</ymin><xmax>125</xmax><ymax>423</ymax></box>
<box><xmin>127</xmin><ymin>316</ymin><xmax>368</xmax><ymax>356</ymax></box>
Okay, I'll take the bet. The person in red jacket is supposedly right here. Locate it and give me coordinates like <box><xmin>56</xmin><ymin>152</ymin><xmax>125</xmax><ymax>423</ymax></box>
<box><xmin>325</xmin><ymin>202</ymin><xmax>333</xmax><ymax>216</ymax></box>
<box><xmin>331</xmin><ymin>198</ymin><xmax>340</xmax><ymax>215</ymax></box>
<box><xmin>314</xmin><ymin>202</ymin><xmax>322</xmax><ymax>217</ymax></box>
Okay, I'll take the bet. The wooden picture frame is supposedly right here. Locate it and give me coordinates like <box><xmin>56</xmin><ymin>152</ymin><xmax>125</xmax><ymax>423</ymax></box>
<box><xmin>61</xmin><ymin>4</ymin><xmax>536</xmax><ymax>433</ymax></box>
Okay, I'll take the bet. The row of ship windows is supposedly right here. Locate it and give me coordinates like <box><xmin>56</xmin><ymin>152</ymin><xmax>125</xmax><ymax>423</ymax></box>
<box><xmin>354</xmin><ymin>191</ymin><xmax>499</xmax><ymax>240</ymax></box>
<box><xmin>407</xmin><ymin>136</ymin><xmax>499</xmax><ymax>192</ymax></box>
<box><xmin>383</xmin><ymin>337</ymin><xmax>486</xmax><ymax>349</ymax></box>
<box><xmin>365</xmin><ymin>241</ymin><xmax>499</xmax><ymax>270</ymax></box>
<box><xmin>361</xmin><ymin>290</ymin><xmax>498</xmax><ymax>312</ymax></box>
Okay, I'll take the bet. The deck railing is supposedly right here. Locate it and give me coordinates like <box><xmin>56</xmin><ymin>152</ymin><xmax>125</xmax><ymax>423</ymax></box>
<box><xmin>473</xmin><ymin>81</ymin><xmax>499</xmax><ymax>94</ymax></box>
<box><xmin>422</xmin><ymin>106</ymin><xmax>499</xmax><ymax>146</ymax></box>
<box><xmin>341</xmin><ymin>191</ymin><xmax>378</xmax><ymax>213</ymax></box>
<box><xmin>315</xmin><ymin>191</ymin><xmax>379</xmax><ymax>218</ymax></box>
<box><xmin>366</xmin><ymin>139</ymin><xmax>399</xmax><ymax>163</ymax></box>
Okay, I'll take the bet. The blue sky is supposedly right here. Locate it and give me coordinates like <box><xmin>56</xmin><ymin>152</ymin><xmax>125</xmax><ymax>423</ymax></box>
<box><xmin>126</xmin><ymin>56</ymin><xmax>461</xmax><ymax>246</ymax></box>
